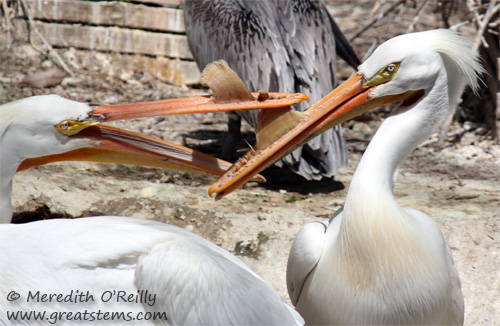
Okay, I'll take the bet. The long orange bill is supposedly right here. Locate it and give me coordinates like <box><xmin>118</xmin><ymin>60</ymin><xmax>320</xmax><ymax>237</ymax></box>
<box><xmin>209</xmin><ymin>73</ymin><xmax>425</xmax><ymax>199</ymax></box>
<box><xmin>18</xmin><ymin>61</ymin><xmax>310</xmax><ymax>181</ymax></box>
<box><xmin>17</xmin><ymin>124</ymin><xmax>260</xmax><ymax>179</ymax></box>
<box><xmin>91</xmin><ymin>60</ymin><xmax>308</xmax><ymax>122</ymax></box>
<box><xmin>91</xmin><ymin>92</ymin><xmax>309</xmax><ymax>122</ymax></box>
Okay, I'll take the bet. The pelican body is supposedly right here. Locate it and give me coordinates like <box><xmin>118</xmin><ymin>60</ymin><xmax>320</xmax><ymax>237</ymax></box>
<box><xmin>209</xmin><ymin>29</ymin><xmax>483</xmax><ymax>324</ymax></box>
<box><xmin>184</xmin><ymin>0</ymin><xmax>359</xmax><ymax>180</ymax></box>
<box><xmin>0</xmin><ymin>95</ymin><xmax>303</xmax><ymax>325</ymax></box>
<box><xmin>1</xmin><ymin>216</ymin><xmax>301</xmax><ymax>325</ymax></box>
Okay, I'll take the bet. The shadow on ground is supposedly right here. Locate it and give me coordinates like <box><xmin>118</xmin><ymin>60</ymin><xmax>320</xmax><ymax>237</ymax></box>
<box><xmin>184</xmin><ymin>129</ymin><xmax>345</xmax><ymax>195</ymax></box>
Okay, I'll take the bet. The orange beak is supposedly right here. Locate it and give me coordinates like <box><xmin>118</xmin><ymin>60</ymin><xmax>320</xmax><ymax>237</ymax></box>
<box><xmin>17</xmin><ymin>123</ymin><xmax>245</xmax><ymax>177</ymax></box>
<box><xmin>208</xmin><ymin>73</ymin><xmax>425</xmax><ymax>199</ymax></box>
<box><xmin>91</xmin><ymin>92</ymin><xmax>309</xmax><ymax>122</ymax></box>
<box><xmin>17</xmin><ymin>60</ymin><xmax>309</xmax><ymax>182</ymax></box>
<box><xmin>17</xmin><ymin>92</ymin><xmax>307</xmax><ymax>181</ymax></box>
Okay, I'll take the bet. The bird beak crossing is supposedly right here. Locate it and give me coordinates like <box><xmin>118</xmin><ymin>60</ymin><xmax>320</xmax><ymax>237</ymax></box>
<box><xmin>208</xmin><ymin>72</ymin><xmax>425</xmax><ymax>199</ymax></box>
<box><xmin>17</xmin><ymin>61</ymin><xmax>308</xmax><ymax>181</ymax></box>
<box><xmin>16</xmin><ymin>91</ymin><xmax>302</xmax><ymax>179</ymax></box>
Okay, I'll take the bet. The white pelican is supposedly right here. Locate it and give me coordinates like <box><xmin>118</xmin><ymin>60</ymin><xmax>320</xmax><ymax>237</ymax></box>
<box><xmin>209</xmin><ymin>29</ymin><xmax>483</xmax><ymax>324</ymax></box>
<box><xmin>184</xmin><ymin>0</ymin><xmax>359</xmax><ymax>179</ymax></box>
<box><xmin>0</xmin><ymin>95</ymin><xmax>304</xmax><ymax>324</ymax></box>
<box><xmin>4</xmin><ymin>61</ymin><xmax>308</xmax><ymax>222</ymax></box>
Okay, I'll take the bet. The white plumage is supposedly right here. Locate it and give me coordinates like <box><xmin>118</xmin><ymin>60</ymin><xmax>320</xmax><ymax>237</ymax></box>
<box><xmin>1</xmin><ymin>217</ymin><xmax>301</xmax><ymax>325</ymax></box>
<box><xmin>0</xmin><ymin>95</ymin><xmax>303</xmax><ymax>325</ymax></box>
<box><xmin>287</xmin><ymin>29</ymin><xmax>482</xmax><ymax>325</ymax></box>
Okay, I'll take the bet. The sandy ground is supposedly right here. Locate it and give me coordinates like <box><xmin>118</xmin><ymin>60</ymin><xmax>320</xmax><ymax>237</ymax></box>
<box><xmin>2</xmin><ymin>0</ymin><xmax>500</xmax><ymax>324</ymax></box>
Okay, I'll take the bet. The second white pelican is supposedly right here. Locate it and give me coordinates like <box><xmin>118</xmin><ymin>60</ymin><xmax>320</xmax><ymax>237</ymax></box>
<box><xmin>209</xmin><ymin>29</ymin><xmax>484</xmax><ymax>324</ymax></box>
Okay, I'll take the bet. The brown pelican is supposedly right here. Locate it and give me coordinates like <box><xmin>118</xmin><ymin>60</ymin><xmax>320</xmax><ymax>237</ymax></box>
<box><xmin>184</xmin><ymin>0</ymin><xmax>359</xmax><ymax>180</ymax></box>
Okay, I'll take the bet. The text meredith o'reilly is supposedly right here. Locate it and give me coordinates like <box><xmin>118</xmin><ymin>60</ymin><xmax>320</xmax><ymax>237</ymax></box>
<box><xmin>25</xmin><ymin>290</ymin><xmax>157</xmax><ymax>307</ymax></box>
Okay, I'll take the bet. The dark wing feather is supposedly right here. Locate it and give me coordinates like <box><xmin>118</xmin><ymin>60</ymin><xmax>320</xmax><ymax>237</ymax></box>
<box><xmin>184</xmin><ymin>0</ymin><xmax>357</xmax><ymax>180</ymax></box>
<box><xmin>184</xmin><ymin>0</ymin><xmax>294</xmax><ymax>128</ymax></box>
<box><xmin>274</xmin><ymin>0</ymin><xmax>350</xmax><ymax>178</ymax></box>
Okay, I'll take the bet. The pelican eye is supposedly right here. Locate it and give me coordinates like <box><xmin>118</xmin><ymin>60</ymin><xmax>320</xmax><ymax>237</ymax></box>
<box><xmin>56</xmin><ymin>119</ymin><xmax>100</xmax><ymax>136</ymax></box>
<box><xmin>363</xmin><ymin>62</ymin><xmax>400</xmax><ymax>88</ymax></box>
<box><xmin>383</xmin><ymin>63</ymin><xmax>397</xmax><ymax>75</ymax></box>
<box><xmin>58</xmin><ymin>120</ymin><xmax>71</xmax><ymax>130</ymax></box>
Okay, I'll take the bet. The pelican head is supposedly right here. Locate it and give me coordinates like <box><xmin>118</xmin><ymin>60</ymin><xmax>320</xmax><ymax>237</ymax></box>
<box><xmin>361</xmin><ymin>30</ymin><xmax>480</xmax><ymax>96</ymax></box>
<box><xmin>1</xmin><ymin>95</ymin><xmax>99</xmax><ymax>163</ymax></box>
<box><xmin>0</xmin><ymin>95</ymin><xmax>226</xmax><ymax>221</ymax></box>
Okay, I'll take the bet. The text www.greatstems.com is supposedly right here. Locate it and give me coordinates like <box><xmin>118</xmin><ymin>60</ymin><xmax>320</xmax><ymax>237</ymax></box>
<box><xmin>6</xmin><ymin>310</ymin><xmax>168</xmax><ymax>324</ymax></box>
